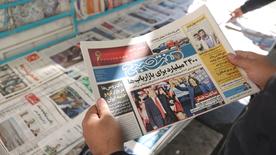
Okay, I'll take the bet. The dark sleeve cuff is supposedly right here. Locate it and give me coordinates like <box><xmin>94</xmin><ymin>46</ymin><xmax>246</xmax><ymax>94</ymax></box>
<box><xmin>240</xmin><ymin>0</ymin><xmax>275</xmax><ymax>14</ymax></box>
<box><xmin>240</xmin><ymin>4</ymin><xmax>250</xmax><ymax>14</ymax></box>
<box><xmin>110</xmin><ymin>151</ymin><xmax>130</xmax><ymax>155</ymax></box>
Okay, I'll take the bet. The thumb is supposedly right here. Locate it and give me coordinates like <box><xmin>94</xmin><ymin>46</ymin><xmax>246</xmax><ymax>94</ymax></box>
<box><xmin>82</xmin><ymin>105</ymin><xmax>99</xmax><ymax>129</ymax></box>
<box><xmin>96</xmin><ymin>98</ymin><xmax>111</xmax><ymax>117</ymax></box>
<box><xmin>227</xmin><ymin>53</ymin><xmax>253</xmax><ymax>70</ymax></box>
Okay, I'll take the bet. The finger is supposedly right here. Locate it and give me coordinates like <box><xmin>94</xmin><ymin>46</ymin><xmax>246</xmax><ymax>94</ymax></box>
<box><xmin>83</xmin><ymin>105</ymin><xmax>99</xmax><ymax>126</ymax></box>
<box><xmin>227</xmin><ymin>16</ymin><xmax>235</xmax><ymax>23</ymax></box>
<box><xmin>235</xmin><ymin>51</ymin><xmax>257</xmax><ymax>60</ymax></box>
<box><xmin>227</xmin><ymin>53</ymin><xmax>252</xmax><ymax>70</ymax></box>
<box><xmin>96</xmin><ymin>98</ymin><xmax>111</xmax><ymax>117</ymax></box>
<box><xmin>230</xmin><ymin>12</ymin><xmax>237</xmax><ymax>18</ymax></box>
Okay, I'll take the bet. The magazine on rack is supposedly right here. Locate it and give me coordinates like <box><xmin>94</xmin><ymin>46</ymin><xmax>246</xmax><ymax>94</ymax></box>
<box><xmin>81</xmin><ymin>5</ymin><xmax>259</xmax><ymax>140</ymax></box>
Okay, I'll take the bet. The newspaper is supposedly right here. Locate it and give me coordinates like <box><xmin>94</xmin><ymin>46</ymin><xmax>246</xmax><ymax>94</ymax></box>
<box><xmin>79</xmin><ymin>0</ymin><xmax>193</xmax><ymax>38</ymax></box>
<box><xmin>124</xmin><ymin>120</ymin><xmax>189</xmax><ymax>155</ymax></box>
<box><xmin>0</xmin><ymin>74</ymin><xmax>93</xmax><ymax>155</ymax></box>
<box><xmin>81</xmin><ymin>5</ymin><xmax>259</xmax><ymax>140</ymax></box>
<box><xmin>0</xmin><ymin>52</ymin><xmax>63</xmax><ymax>102</ymax></box>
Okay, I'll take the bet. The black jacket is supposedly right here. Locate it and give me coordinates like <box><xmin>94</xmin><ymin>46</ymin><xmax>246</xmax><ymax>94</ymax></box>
<box><xmin>221</xmin><ymin>74</ymin><xmax>276</xmax><ymax>155</ymax></box>
<box><xmin>240</xmin><ymin>0</ymin><xmax>275</xmax><ymax>13</ymax></box>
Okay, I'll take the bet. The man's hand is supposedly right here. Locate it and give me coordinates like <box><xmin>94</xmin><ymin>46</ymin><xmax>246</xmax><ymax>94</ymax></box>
<box><xmin>228</xmin><ymin>51</ymin><xmax>276</xmax><ymax>89</ymax></box>
<box><xmin>82</xmin><ymin>98</ymin><xmax>123</xmax><ymax>155</ymax></box>
<box><xmin>229</xmin><ymin>7</ymin><xmax>244</xmax><ymax>21</ymax></box>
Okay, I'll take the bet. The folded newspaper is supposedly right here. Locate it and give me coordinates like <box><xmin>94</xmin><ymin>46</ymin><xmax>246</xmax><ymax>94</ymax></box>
<box><xmin>81</xmin><ymin>5</ymin><xmax>259</xmax><ymax>140</ymax></box>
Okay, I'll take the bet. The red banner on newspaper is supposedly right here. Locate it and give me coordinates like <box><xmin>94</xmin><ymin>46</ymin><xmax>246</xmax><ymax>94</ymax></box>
<box><xmin>88</xmin><ymin>42</ymin><xmax>152</xmax><ymax>66</ymax></box>
<box><xmin>195</xmin><ymin>90</ymin><xmax>219</xmax><ymax>103</ymax></box>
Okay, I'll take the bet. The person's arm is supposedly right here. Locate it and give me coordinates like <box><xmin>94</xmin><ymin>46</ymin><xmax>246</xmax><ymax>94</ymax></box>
<box><xmin>240</xmin><ymin>0</ymin><xmax>275</xmax><ymax>14</ymax></box>
<box><xmin>230</xmin><ymin>0</ymin><xmax>275</xmax><ymax>20</ymax></box>
<box><xmin>221</xmin><ymin>52</ymin><xmax>276</xmax><ymax>155</ymax></box>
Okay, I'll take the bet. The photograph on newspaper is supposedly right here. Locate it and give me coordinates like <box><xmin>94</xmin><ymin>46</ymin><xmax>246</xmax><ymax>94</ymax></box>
<box><xmin>130</xmin><ymin>67</ymin><xmax>223</xmax><ymax>132</ymax></box>
<box><xmin>185</xmin><ymin>17</ymin><xmax>220</xmax><ymax>53</ymax></box>
<box><xmin>81</xmin><ymin>6</ymin><xmax>259</xmax><ymax>139</ymax></box>
<box><xmin>0</xmin><ymin>117</ymin><xmax>27</xmax><ymax>152</ymax></box>
<box><xmin>150</xmin><ymin>29</ymin><xmax>193</xmax><ymax>55</ymax></box>
<box><xmin>63</xmin><ymin>68</ymin><xmax>93</xmax><ymax>95</ymax></box>
<box><xmin>50</xmin><ymin>45</ymin><xmax>83</xmax><ymax>68</ymax></box>
<box><xmin>49</xmin><ymin>86</ymin><xmax>90</xmax><ymax>119</ymax></box>
<box><xmin>0</xmin><ymin>64</ymin><xmax>28</xmax><ymax>97</ymax></box>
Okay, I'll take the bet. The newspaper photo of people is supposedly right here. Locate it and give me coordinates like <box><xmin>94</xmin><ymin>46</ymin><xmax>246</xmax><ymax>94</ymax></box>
<box><xmin>131</xmin><ymin>67</ymin><xmax>223</xmax><ymax>132</ymax></box>
<box><xmin>186</xmin><ymin>17</ymin><xmax>220</xmax><ymax>53</ymax></box>
<box><xmin>50</xmin><ymin>45</ymin><xmax>83</xmax><ymax>68</ymax></box>
<box><xmin>49</xmin><ymin>86</ymin><xmax>89</xmax><ymax>119</ymax></box>
<box><xmin>0</xmin><ymin>64</ymin><xmax>28</xmax><ymax>97</ymax></box>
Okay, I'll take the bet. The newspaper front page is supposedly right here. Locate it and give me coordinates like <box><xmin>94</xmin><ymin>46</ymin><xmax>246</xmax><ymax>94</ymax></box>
<box><xmin>81</xmin><ymin>5</ymin><xmax>259</xmax><ymax>140</ymax></box>
<box><xmin>0</xmin><ymin>74</ymin><xmax>93</xmax><ymax>155</ymax></box>
<box><xmin>0</xmin><ymin>52</ymin><xmax>63</xmax><ymax>102</ymax></box>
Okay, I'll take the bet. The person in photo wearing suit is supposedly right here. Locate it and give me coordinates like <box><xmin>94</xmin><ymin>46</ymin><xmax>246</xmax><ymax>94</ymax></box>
<box><xmin>144</xmin><ymin>87</ymin><xmax>166</xmax><ymax>130</ymax></box>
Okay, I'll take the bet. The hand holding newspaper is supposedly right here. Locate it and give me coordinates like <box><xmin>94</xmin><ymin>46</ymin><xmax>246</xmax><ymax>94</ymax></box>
<box><xmin>81</xmin><ymin>5</ymin><xmax>259</xmax><ymax>140</ymax></box>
